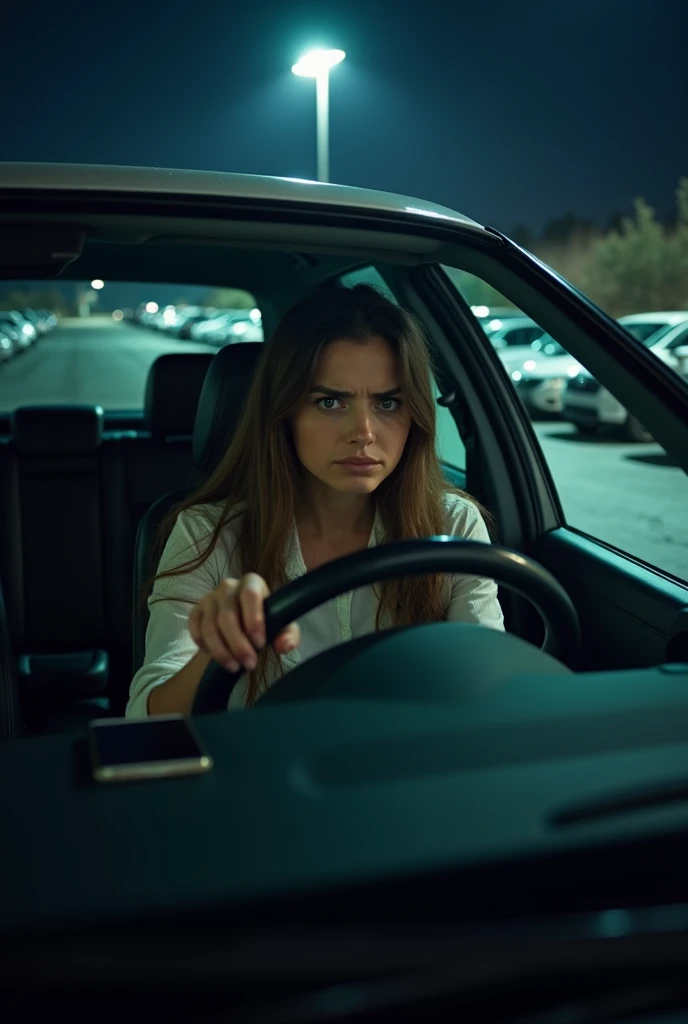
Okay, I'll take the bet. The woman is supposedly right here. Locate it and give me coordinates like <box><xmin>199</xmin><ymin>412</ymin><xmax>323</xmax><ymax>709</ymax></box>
<box><xmin>126</xmin><ymin>285</ymin><xmax>504</xmax><ymax>717</ymax></box>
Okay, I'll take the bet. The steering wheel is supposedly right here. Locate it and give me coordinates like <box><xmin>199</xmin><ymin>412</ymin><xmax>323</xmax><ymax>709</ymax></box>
<box><xmin>191</xmin><ymin>537</ymin><xmax>581</xmax><ymax>716</ymax></box>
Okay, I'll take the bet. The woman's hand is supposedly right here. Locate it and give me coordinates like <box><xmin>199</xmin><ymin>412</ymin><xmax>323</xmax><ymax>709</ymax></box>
<box><xmin>188</xmin><ymin>574</ymin><xmax>300</xmax><ymax>673</ymax></box>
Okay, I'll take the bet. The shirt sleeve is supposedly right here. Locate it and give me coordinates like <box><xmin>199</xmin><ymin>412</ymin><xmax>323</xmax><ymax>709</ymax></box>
<box><xmin>444</xmin><ymin>496</ymin><xmax>505</xmax><ymax>631</ymax></box>
<box><xmin>125</xmin><ymin>508</ymin><xmax>227</xmax><ymax>718</ymax></box>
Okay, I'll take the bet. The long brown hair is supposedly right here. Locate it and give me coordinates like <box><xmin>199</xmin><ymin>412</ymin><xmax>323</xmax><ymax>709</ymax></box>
<box><xmin>141</xmin><ymin>284</ymin><xmax>492</xmax><ymax>705</ymax></box>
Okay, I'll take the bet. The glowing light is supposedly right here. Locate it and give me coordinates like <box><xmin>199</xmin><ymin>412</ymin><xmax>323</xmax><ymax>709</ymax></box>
<box><xmin>112</xmin><ymin>310</ymin><xmax>124</xmax><ymax>322</ymax></box>
<box><xmin>292</xmin><ymin>48</ymin><xmax>345</xmax><ymax>77</ymax></box>
<box><xmin>567</xmin><ymin>363</ymin><xmax>582</xmax><ymax>377</ymax></box>
<box><xmin>145</xmin><ymin>302</ymin><xmax>158</xmax><ymax>314</ymax></box>
<box><xmin>487</xmin><ymin>319</ymin><xmax>503</xmax><ymax>331</ymax></box>
<box><xmin>232</xmin><ymin>321</ymin><xmax>247</xmax><ymax>335</ymax></box>
<box><xmin>471</xmin><ymin>306</ymin><xmax>490</xmax><ymax>318</ymax></box>
<box><xmin>163</xmin><ymin>308</ymin><xmax>176</xmax><ymax>325</ymax></box>
<box><xmin>249</xmin><ymin>308</ymin><xmax>261</xmax><ymax>322</ymax></box>
<box><xmin>523</xmin><ymin>360</ymin><xmax>536</xmax><ymax>371</ymax></box>
<box><xmin>511</xmin><ymin>371</ymin><xmax>522</xmax><ymax>382</ymax></box>
<box><xmin>91</xmin><ymin>279</ymin><xmax>104</xmax><ymax>290</ymax></box>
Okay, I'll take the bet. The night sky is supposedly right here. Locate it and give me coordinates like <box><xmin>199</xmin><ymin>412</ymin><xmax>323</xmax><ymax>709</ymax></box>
<box><xmin>2</xmin><ymin>0</ymin><xmax>686</xmax><ymax>234</ymax></box>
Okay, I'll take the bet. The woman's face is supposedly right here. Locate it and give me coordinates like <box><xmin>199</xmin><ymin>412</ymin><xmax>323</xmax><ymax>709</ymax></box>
<box><xmin>290</xmin><ymin>335</ymin><xmax>413</xmax><ymax>496</ymax></box>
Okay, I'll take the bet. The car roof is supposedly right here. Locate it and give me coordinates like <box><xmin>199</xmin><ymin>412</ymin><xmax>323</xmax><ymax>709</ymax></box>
<box><xmin>0</xmin><ymin>161</ymin><xmax>483</xmax><ymax>230</ymax></box>
<box><xmin>618</xmin><ymin>311</ymin><xmax>688</xmax><ymax>325</ymax></box>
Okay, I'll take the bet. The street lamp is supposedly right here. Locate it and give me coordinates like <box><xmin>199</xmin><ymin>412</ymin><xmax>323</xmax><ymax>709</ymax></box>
<box><xmin>291</xmin><ymin>48</ymin><xmax>345</xmax><ymax>183</ymax></box>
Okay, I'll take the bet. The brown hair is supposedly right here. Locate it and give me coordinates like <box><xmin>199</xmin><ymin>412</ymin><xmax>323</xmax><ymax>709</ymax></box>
<box><xmin>141</xmin><ymin>284</ymin><xmax>493</xmax><ymax>705</ymax></box>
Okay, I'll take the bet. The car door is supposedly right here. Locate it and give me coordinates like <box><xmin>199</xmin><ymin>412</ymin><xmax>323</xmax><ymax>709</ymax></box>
<box><xmin>428</xmin><ymin>256</ymin><xmax>688</xmax><ymax>671</ymax></box>
<box><xmin>335</xmin><ymin>252</ymin><xmax>688</xmax><ymax>675</ymax></box>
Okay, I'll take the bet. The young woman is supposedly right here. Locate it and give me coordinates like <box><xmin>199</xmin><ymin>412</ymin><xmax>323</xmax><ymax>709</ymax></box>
<box><xmin>126</xmin><ymin>285</ymin><xmax>504</xmax><ymax>717</ymax></box>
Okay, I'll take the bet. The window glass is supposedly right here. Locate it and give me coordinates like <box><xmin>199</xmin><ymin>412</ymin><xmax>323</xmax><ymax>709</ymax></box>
<box><xmin>0</xmin><ymin>280</ymin><xmax>261</xmax><ymax>412</ymax></box>
<box><xmin>443</xmin><ymin>268</ymin><xmax>688</xmax><ymax>581</ymax></box>
<box><xmin>434</xmin><ymin>382</ymin><xmax>466</xmax><ymax>469</ymax></box>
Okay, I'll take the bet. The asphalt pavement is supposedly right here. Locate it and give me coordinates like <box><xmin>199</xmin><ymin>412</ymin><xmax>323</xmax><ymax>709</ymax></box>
<box><xmin>0</xmin><ymin>318</ymin><xmax>685</xmax><ymax>581</ymax></box>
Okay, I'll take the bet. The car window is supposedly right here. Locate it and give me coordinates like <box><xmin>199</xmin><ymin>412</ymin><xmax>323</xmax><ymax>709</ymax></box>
<box><xmin>0</xmin><ymin>280</ymin><xmax>261</xmax><ymax>412</ymax></box>
<box><xmin>502</xmin><ymin>326</ymin><xmax>543</xmax><ymax>346</ymax></box>
<box><xmin>666</xmin><ymin>324</ymin><xmax>688</xmax><ymax>351</ymax></box>
<box><xmin>624</xmin><ymin>322</ymin><xmax>673</xmax><ymax>344</ymax></box>
<box><xmin>336</xmin><ymin>266</ymin><xmax>465</xmax><ymax>471</ymax></box>
<box><xmin>443</xmin><ymin>268</ymin><xmax>688</xmax><ymax>581</ymax></box>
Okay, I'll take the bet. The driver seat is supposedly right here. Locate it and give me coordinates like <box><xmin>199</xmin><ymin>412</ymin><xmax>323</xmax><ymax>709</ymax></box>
<box><xmin>130</xmin><ymin>343</ymin><xmax>263</xmax><ymax>686</ymax></box>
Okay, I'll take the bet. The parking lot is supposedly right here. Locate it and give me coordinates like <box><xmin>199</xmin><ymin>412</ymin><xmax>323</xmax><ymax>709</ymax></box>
<box><xmin>0</xmin><ymin>318</ymin><xmax>685</xmax><ymax>580</ymax></box>
<box><xmin>533</xmin><ymin>421</ymin><xmax>687</xmax><ymax>579</ymax></box>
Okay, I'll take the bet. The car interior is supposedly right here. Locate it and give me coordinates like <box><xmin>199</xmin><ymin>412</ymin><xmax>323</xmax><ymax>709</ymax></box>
<box><xmin>0</xmin><ymin>199</ymin><xmax>687</xmax><ymax>739</ymax></box>
<box><xmin>2</xmin><ymin>185</ymin><xmax>688</xmax><ymax>1019</ymax></box>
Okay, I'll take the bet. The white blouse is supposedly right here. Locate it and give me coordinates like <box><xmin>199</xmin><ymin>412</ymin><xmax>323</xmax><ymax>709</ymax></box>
<box><xmin>126</xmin><ymin>492</ymin><xmax>505</xmax><ymax>716</ymax></box>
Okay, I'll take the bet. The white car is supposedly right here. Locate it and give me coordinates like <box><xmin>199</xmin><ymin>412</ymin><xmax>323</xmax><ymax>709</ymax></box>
<box><xmin>564</xmin><ymin>313</ymin><xmax>688</xmax><ymax>441</ymax></box>
<box><xmin>487</xmin><ymin>316</ymin><xmax>547</xmax><ymax>374</ymax></box>
<box><xmin>509</xmin><ymin>337</ymin><xmax>581</xmax><ymax>415</ymax></box>
<box><xmin>192</xmin><ymin>309</ymin><xmax>264</xmax><ymax>346</ymax></box>
<box><xmin>618</xmin><ymin>310</ymin><xmax>688</xmax><ymax>345</ymax></box>
<box><xmin>0</xmin><ymin>311</ymin><xmax>37</xmax><ymax>351</ymax></box>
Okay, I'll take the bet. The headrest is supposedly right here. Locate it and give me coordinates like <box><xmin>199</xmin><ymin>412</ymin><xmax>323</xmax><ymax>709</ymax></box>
<box><xmin>11</xmin><ymin>405</ymin><xmax>104</xmax><ymax>455</ymax></box>
<box><xmin>144</xmin><ymin>353</ymin><xmax>214</xmax><ymax>437</ymax></box>
<box><xmin>192</xmin><ymin>343</ymin><xmax>263</xmax><ymax>475</ymax></box>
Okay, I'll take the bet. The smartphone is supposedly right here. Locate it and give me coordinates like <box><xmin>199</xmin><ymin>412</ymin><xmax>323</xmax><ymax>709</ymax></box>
<box><xmin>88</xmin><ymin>714</ymin><xmax>213</xmax><ymax>783</ymax></box>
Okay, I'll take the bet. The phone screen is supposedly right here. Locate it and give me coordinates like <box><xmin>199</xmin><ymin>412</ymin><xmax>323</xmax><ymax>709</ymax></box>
<box><xmin>89</xmin><ymin>716</ymin><xmax>212</xmax><ymax>781</ymax></box>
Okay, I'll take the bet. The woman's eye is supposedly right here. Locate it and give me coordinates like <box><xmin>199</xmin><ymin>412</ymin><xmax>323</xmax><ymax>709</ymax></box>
<box><xmin>314</xmin><ymin>396</ymin><xmax>403</xmax><ymax>412</ymax></box>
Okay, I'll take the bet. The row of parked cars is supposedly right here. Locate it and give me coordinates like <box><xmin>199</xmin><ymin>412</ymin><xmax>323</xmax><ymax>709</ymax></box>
<box><xmin>477</xmin><ymin>308</ymin><xmax>688</xmax><ymax>442</ymax></box>
<box><xmin>0</xmin><ymin>309</ymin><xmax>58</xmax><ymax>362</ymax></box>
<box><xmin>128</xmin><ymin>303</ymin><xmax>264</xmax><ymax>345</ymax></box>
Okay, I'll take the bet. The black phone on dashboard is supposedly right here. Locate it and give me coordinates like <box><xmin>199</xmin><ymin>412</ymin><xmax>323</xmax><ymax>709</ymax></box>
<box><xmin>88</xmin><ymin>715</ymin><xmax>213</xmax><ymax>783</ymax></box>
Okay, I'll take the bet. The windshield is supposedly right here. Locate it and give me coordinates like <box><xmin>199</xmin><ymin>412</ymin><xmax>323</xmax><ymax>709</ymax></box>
<box><xmin>623</xmin><ymin>321</ymin><xmax>677</xmax><ymax>345</ymax></box>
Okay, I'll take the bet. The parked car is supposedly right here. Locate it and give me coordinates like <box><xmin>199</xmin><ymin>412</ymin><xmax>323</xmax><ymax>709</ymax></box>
<box><xmin>190</xmin><ymin>309</ymin><xmax>262</xmax><ymax>345</ymax></box>
<box><xmin>21</xmin><ymin>308</ymin><xmax>49</xmax><ymax>335</ymax></box>
<box><xmin>509</xmin><ymin>337</ymin><xmax>581</xmax><ymax>415</ymax></box>
<box><xmin>472</xmin><ymin>305</ymin><xmax>524</xmax><ymax>334</ymax></box>
<box><xmin>166</xmin><ymin>306</ymin><xmax>217</xmax><ymax>338</ymax></box>
<box><xmin>563</xmin><ymin>314</ymin><xmax>688</xmax><ymax>441</ymax></box>
<box><xmin>0</xmin><ymin>323</ymin><xmax>15</xmax><ymax>361</ymax></box>
<box><xmin>35</xmin><ymin>309</ymin><xmax>58</xmax><ymax>330</ymax></box>
<box><xmin>0</xmin><ymin>310</ymin><xmax>36</xmax><ymax>350</ymax></box>
<box><xmin>618</xmin><ymin>310</ymin><xmax>688</xmax><ymax>344</ymax></box>
<box><xmin>0</xmin><ymin>319</ymin><xmax>24</xmax><ymax>358</ymax></box>
<box><xmin>205</xmin><ymin>315</ymin><xmax>264</xmax><ymax>346</ymax></box>
<box><xmin>488</xmin><ymin>317</ymin><xmax>549</xmax><ymax>374</ymax></box>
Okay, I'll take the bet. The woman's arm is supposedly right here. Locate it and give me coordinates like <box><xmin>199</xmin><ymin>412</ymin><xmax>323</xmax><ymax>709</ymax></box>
<box><xmin>126</xmin><ymin>508</ymin><xmax>226</xmax><ymax>717</ymax></box>
<box><xmin>146</xmin><ymin>649</ymin><xmax>212</xmax><ymax>716</ymax></box>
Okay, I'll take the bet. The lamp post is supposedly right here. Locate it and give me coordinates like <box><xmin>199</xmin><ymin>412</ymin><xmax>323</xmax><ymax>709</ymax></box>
<box><xmin>291</xmin><ymin>48</ymin><xmax>346</xmax><ymax>183</ymax></box>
